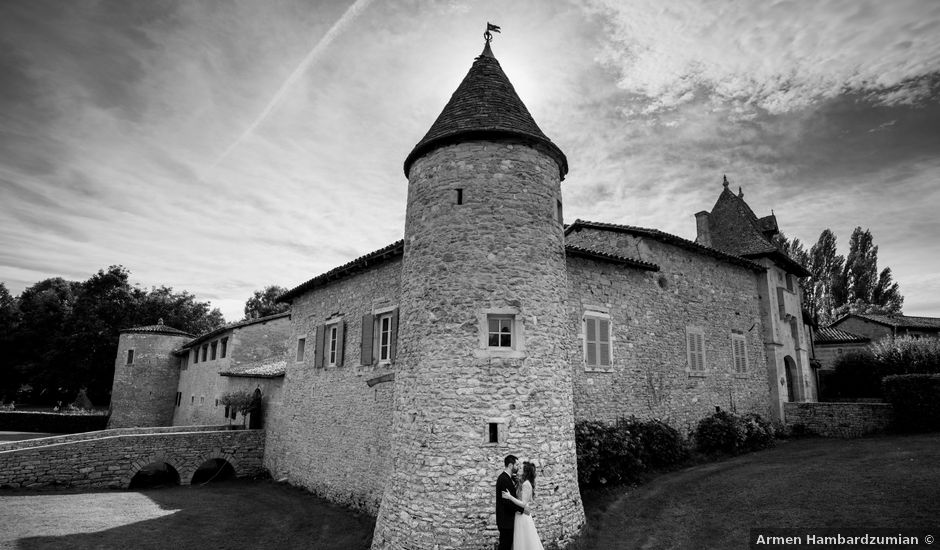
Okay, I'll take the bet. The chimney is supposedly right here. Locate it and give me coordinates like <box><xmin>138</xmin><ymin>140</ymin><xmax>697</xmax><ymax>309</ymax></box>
<box><xmin>695</xmin><ymin>211</ymin><xmax>712</xmax><ymax>247</ymax></box>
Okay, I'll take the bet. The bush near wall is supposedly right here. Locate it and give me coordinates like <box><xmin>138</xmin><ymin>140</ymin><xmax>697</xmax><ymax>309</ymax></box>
<box><xmin>693</xmin><ymin>410</ymin><xmax>775</xmax><ymax>455</ymax></box>
<box><xmin>882</xmin><ymin>374</ymin><xmax>940</xmax><ymax>432</ymax></box>
<box><xmin>575</xmin><ymin>417</ymin><xmax>688</xmax><ymax>487</ymax></box>
<box><xmin>0</xmin><ymin>411</ymin><xmax>109</xmax><ymax>433</ymax></box>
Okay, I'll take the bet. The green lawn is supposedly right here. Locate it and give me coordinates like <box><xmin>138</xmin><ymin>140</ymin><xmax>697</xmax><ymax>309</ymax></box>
<box><xmin>570</xmin><ymin>433</ymin><xmax>940</xmax><ymax>549</ymax></box>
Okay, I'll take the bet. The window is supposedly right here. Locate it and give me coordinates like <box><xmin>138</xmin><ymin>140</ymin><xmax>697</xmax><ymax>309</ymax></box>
<box><xmin>583</xmin><ymin>314</ymin><xmax>611</xmax><ymax>368</ymax></box>
<box><xmin>220</xmin><ymin>337</ymin><xmax>228</xmax><ymax>358</ymax></box>
<box><xmin>488</xmin><ymin>316</ymin><xmax>513</xmax><ymax>348</ymax></box>
<box><xmin>361</xmin><ymin>308</ymin><xmax>400</xmax><ymax>365</ymax></box>
<box><xmin>210</xmin><ymin>341</ymin><xmax>217</xmax><ymax>360</ymax></box>
<box><xmin>315</xmin><ymin>319</ymin><xmax>345</xmax><ymax>368</ymax></box>
<box><xmin>193</xmin><ymin>349</ymin><xmax>198</xmax><ymax>364</ymax></box>
<box><xmin>175</xmin><ymin>392</ymin><xmax>182</xmax><ymax>407</ymax></box>
<box><xmin>126</xmin><ymin>349</ymin><xmax>134</xmax><ymax>365</ymax></box>
<box><xmin>456</xmin><ymin>188</ymin><xmax>463</xmax><ymax>205</ymax></box>
<box><xmin>477</xmin><ymin>309</ymin><xmax>525</xmax><ymax>356</ymax></box>
<box><xmin>731</xmin><ymin>332</ymin><xmax>747</xmax><ymax>373</ymax></box>
<box><xmin>191</xmin><ymin>395</ymin><xmax>195</xmax><ymax>404</ymax></box>
<box><xmin>201</xmin><ymin>344</ymin><xmax>208</xmax><ymax>362</ymax></box>
<box><xmin>296</xmin><ymin>337</ymin><xmax>306</xmax><ymax>362</ymax></box>
<box><xmin>488</xmin><ymin>423</ymin><xmax>499</xmax><ymax>443</ymax></box>
<box><xmin>200</xmin><ymin>395</ymin><xmax>205</xmax><ymax>404</ymax></box>
<box><xmin>687</xmin><ymin>327</ymin><xmax>706</xmax><ymax>372</ymax></box>
<box><xmin>786</xmin><ymin>274</ymin><xmax>794</xmax><ymax>292</ymax></box>
<box><xmin>556</xmin><ymin>199</ymin><xmax>563</xmax><ymax>224</ymax></box>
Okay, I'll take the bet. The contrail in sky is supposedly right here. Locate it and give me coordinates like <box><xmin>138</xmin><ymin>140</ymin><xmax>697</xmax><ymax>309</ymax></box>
<box><xmin>210</xmin><ymin>0</ymin><xmax>375</xmax><ymax>170</ymax></box>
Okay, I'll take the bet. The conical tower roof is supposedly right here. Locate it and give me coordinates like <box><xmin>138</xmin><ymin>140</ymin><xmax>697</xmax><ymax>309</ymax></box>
<box><xmin>403</xmin><ymin>41</ymin><xmax>568</xmax><ymax>179</ymax></box>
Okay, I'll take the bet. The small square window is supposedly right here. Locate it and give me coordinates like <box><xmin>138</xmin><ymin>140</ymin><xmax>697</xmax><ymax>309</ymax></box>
<box><xmin>488</xmin><ymin>423</ymin><xmax>499</xmax><ymax>443</ymax></box>
<box><xmin>488</xmin><ymin>316</ymin><xmax>513</xmax><ymax>348</ymax></box>
<box><xmin>126</xmin><ymin>349</ymin><xmax>134</xmax><ymax>365</ymax></box>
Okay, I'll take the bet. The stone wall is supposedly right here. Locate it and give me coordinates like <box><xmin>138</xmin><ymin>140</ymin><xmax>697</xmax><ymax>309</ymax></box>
<box><xmin>814</xmin><ymin>342</ymin><xmax>870</xmax><ymax>370</ymax></box>
<box><xmin>0</xmin><ymin>427</ymin><xmax>264</xmax><ymax>489</ymax></box>
<box><xmin>833</xmin><ymin>317</ymin><xmax>893</xmax><ymax>341</ymax></box>
<box><xmin>109</xmin><ymin>332</ymin><xmax>189</xmax><ymax>428</ymax></box>
<box><xmin>565</xmin><ymin>229</ymin><xmax>772</xmax><ymax>431</ymax></box>
<box><xmin>264</xmin><ymin>258</ymin><xmax>401</xmax><ymax>514</ymax></box>
<box><xmin>374</xmin><ymin>140</ymin><xmax>584</xmax><ymax>549</ymax></box>
<box><xmin>784</xmin><ymin>402</ymin><xmax>894</xmax><ymax>437</ymax></box>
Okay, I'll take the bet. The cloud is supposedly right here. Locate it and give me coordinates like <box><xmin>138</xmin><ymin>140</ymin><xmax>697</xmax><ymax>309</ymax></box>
<box><xmin>587</xmin><ymin>0</ymin><xmax>940</xmax><ymax>114</ymax></box>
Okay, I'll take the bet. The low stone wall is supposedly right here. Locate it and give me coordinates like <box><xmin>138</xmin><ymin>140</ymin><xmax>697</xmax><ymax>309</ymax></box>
<box><xmin>0</xmin><ymin>424</ymin><xmax>233</xmax><ymax>452</ymax></box>
<box><xmin>0</xmin><ymin>428</ymin><xmax>264</xmax><ymax>489</ymax></box>
<box><xmin>0</xmin><ymin>411</ymin><xmax>109</xmax><ymax>433</ymax></box>
<box><xmin>784</xmin><ymin>402</ymin><xmax>894</xmax><ymax>438</ymax></box>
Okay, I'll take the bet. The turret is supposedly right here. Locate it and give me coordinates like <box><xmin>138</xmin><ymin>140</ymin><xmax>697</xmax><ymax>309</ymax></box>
<box><xmin>372</xmin><ymin>31</ymin><xmax>584</xmax><ymax>549</ymax></box>
<box><xmin>108</xmin><ymin>320</ymin><xmax>192</xmax><ymax>428</ymax></box>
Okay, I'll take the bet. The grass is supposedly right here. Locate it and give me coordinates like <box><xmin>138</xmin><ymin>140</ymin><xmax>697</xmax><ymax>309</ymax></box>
<box><xmin>0</xmin><ymin>479</ymin><xmax>375</xmax><ymax>550</ymax></box>
<box><xmin>568</xmin><ymin>432</ymin><xmax>940</xmax><ymax>549</ymax></box>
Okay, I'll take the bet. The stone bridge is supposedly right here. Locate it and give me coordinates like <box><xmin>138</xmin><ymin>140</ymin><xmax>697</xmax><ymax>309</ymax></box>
<box><xmin>0</xmin><ymin>425</ymin><xmax>265</xmax><ymax>489</ymax></box>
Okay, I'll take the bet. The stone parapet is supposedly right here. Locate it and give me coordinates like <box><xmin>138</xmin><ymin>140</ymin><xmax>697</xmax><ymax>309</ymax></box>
<box><xmin>784</xmin><ymin>402</ymin><xmax>894</xmax><ymax>437</ymax></box>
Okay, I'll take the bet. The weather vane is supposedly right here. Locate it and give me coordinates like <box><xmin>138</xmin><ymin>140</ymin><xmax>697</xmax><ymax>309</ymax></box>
<box><xmin>484</xmin><ymin>22</ymin><xmax>501</xmax><ymax>43</ymax></box>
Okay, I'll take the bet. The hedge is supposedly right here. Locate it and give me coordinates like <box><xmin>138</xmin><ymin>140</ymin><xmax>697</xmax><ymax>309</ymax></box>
<box><xmin>0</xmin><ymin>411</ymin><xmax>109</xmax><ymax>434</ymax></box>
<box><xmin>882</xmin><ymin>374</ymin><xmax>940</xmax><ymax>432</ymax></box>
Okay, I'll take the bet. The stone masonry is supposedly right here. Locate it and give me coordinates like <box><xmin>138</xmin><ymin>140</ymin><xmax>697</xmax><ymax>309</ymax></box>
<box><xmin>565</xmin><ymin>228</ymin><xmax>772</xmax><ymax>430</ymax></box>
<box><xmin>0</xmin><ymin>427</ymin><xmax>264</xmax><ymax>489</ymax></box>
<box><xmin>372</xmin><ymin>140</ymin><xmax>585</xmax><ymax>549</ymax></box>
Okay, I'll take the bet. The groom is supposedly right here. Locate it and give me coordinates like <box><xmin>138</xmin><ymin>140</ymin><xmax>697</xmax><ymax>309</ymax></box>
<box><xmin>495</xmin><ymin>454</ymin><xmax>524</xmax><ymax>550</ymax></box>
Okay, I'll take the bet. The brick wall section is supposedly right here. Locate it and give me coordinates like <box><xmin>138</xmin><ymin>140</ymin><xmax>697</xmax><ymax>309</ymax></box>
<box><xmin>109</xmin><ymin>332</ymin><xmax>190</xmax><ymax>428</ymax></box>
<box><xmin>565</xmin><ymin>229</ymin><xmax>772</xmax><ymax>431</ymax></box>
<box><xmin>264</xmin><ymin>258</ymin><xmax>400</xmax><ymax>514</ymax></box>
<box><xmin>784</xmin><ymin>402</ymin><xmax>894</xmax><ymax>437</ymax></box>
<box><xmin>0</xmin><ymin>428</ymin><xmax>264</xmax><ymax>489</ymax></box>
<box><xmin>373</xmin><ymin>141</ymin><xmax>585</xmax><ymax>550</ymax></box>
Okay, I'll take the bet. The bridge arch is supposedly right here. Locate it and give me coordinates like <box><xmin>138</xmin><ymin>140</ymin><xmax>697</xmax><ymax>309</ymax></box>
<box><xmin>124</xmin><ymin>454</ymin><xmax>184</xmax><ymax>489</ymax></box>
<box><xmin>185</xmin><ymin>449</ymin><xmax>241</xmax><ymax>485</ymax></box>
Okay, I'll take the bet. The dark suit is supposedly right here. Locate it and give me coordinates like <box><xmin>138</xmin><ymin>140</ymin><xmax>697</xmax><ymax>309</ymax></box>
<box><xmin>496</xmin><ymin>471</ymin><xmax>524</xmax><ymax>550</ymax></box>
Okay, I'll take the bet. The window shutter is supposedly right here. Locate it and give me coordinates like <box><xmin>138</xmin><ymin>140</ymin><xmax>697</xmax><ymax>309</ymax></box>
<box><xmin>335</xmin><ymin>320</ymin><xmax>345</xmax><ymax>366</ymax></box>
<box><xmin>585</xmin><ymin>318</ymin><xmax>597</xmax><ymax>366</ymax></box>
<box><xmin>697</xmin><ymin>333</ymin><xmax>705</xmax><ymax>371</ymax></box>
<box><xmin>599</xmin><ymin>319</ymin><xmax>611</xmax><ymax>366</ymax></box>
<box><xmin>389</xmin><ymin>308</ymin><xmax>399</xmax><ymax>361</ymax></box>
<box><xmin>361</xmin><ymin>314</ymin><xmax>374</xmax><ymax>366</ymax></box>
<box><xmin>315</xmin><ymin>324</ymin><xmax>325</xmax><ymax>368</ymax></box>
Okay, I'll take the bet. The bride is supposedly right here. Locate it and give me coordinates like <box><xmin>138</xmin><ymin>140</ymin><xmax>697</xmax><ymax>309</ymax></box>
<box><xmin>501</xmin><ymin>461</ymin><xmax>543</xmax><ymax>550</ymax></box>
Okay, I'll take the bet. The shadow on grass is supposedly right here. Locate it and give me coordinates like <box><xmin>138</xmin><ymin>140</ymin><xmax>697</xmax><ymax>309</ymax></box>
<box><xmin>11</xmin><ymin>479</ymin><xmax>375</xmax><ymax>550</ymax></box>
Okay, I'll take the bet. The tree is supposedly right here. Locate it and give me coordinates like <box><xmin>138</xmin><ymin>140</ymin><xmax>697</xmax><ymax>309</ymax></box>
<box><xmin>843</xmin><ymin>227</ymin><xmax>879</xmax><ymax>305</ymax></box>
<box><xmin>872</xmin><ymin>267</ymin><xmax>903</xmax><ymax>314</ymax></box>
<box><xmin>219</xmin><ymin>390</ymin><xmax>255</xmax><ymax>426</ymax></box>
<box><xmin>134</xmin><ymin>286</ymin><xmax>225</xmax><ymax>336</ymax></box>
<box><xmin>773</xmin><ymin>233</ymin><xmax>814</xmax><ymax>315</ymax></box>
<box><xmin>243</xmin><ymin>285</ymin><xmax>289</xmax><ymax>320</ymax></box>
<box><xmin>808</xmin><ymin>229</ymin><xmax>846</xmax><ymax>324</ymax></box>
<box><xmin>0</xmin><ymin>283</ymin><xmax>21</xmax><ymax>402</ymax></box>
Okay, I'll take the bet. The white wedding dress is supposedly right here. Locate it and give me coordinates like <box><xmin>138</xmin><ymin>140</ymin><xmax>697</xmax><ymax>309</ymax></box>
<box><xmin>512</xmin><ymin>480</ymin><xmax>544</xmax><ymax>550</ymax></box>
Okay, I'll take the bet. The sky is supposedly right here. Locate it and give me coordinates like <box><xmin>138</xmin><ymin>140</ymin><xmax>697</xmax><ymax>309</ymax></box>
<box><xmin>1</xmin><ymin>0</ymin><xmax>939</xmax><ymax>323</ymax></box>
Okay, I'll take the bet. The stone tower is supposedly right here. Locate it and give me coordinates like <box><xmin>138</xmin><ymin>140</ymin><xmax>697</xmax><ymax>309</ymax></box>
<box><xmin>372</xmin><ymin>37</ymin><xmax>585</xmax><ymax>549</ymax></box>
<box><xmin>108</xmin><ymin>321</ymin><xmax>192</xmax><ymax>428</ymax></box>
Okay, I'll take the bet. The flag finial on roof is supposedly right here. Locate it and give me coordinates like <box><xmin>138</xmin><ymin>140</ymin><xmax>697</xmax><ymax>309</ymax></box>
<box><xmin>723</xmin><ymin>174</ymin><xmax>729</xmax><ymax>188</ymax></box>
<box><xmin>485</xmin><ymin>22</ymin><xmax>501</xmax><ymax>43</ymax></box>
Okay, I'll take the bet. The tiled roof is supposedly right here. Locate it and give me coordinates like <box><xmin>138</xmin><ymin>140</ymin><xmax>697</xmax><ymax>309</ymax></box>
<box><xmin>565</xmin><ymin>245</ymin><xmax>660</xmax><ymax>271</ymax></box>
<box><xmin>278</xmin><ymin>240</ymin><xmax>404</xmax><ymax>303</ymax></box>
<box><xmin>705</xmin><ymin>184</ymin><xmax>810</xmax><ymax>276</ymax></box>
<box><xmin>181</xmin><ymin>312</ymin><xmax>291</xmax><ymax>350</ymax></box>
<box><xmin>833</xmin><ymin>313</ymin><xmax>940</xmax><ymax>331</ymax></box>
<box><xmin>403</xmin><ymin>42</ymin><xmax>567</xmax><ymax>180</ymax></box>
<box><xmin>120</xmin><ymin>323</ymin><xmax>193</xmax><ymax>337</ymax></box>
<box><xmin>565</xmin><ymin>220</ymin><xmax>766</xmax><ymax>272</ymax></box>
<box><xmin>815</xmin><ymin>327</ymin><xmax>869</xmax><ymax>345</ymax></box>
<box><xmin>220</xmin><ymin>360</ymin><xmax>286</xmax><ymax>379</ymax></box>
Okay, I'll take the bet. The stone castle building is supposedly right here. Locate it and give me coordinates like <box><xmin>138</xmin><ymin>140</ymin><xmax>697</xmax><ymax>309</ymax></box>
<box><xmin>109</xmin><ymin>37</ymin><xmax>814</xmax><ymax>549</ymax></box>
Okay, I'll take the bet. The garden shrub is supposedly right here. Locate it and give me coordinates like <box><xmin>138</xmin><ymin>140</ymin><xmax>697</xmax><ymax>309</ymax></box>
<box><xmin>882</xmin><ymin>374</ymin><xmax>940</xmax><ymax>432</ymax></box>
<box><xmin>575</xmin><ymin>417</ymin><xmax>688</xmax><ymax>488</ymax></box>
<box><xmin>827</xmin><ymin>337</ymin><xmax>940</xmax><ymax>400</ymax></box>
<box><xmin>829</xmin><ymin>350</ymin><xmax>882</xmax><ymax>399</ymax></box>
<box><xmin>693</xmin><ymin>410</ymin><xmax>775</xmax><ymax>455</ymax></box>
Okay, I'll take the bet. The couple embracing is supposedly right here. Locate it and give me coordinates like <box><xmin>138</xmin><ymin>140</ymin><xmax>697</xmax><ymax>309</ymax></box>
<box><xmin>495</xmin><ymin>454</ymin><xmax>543</xmax><ymax>550</ymax></box>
